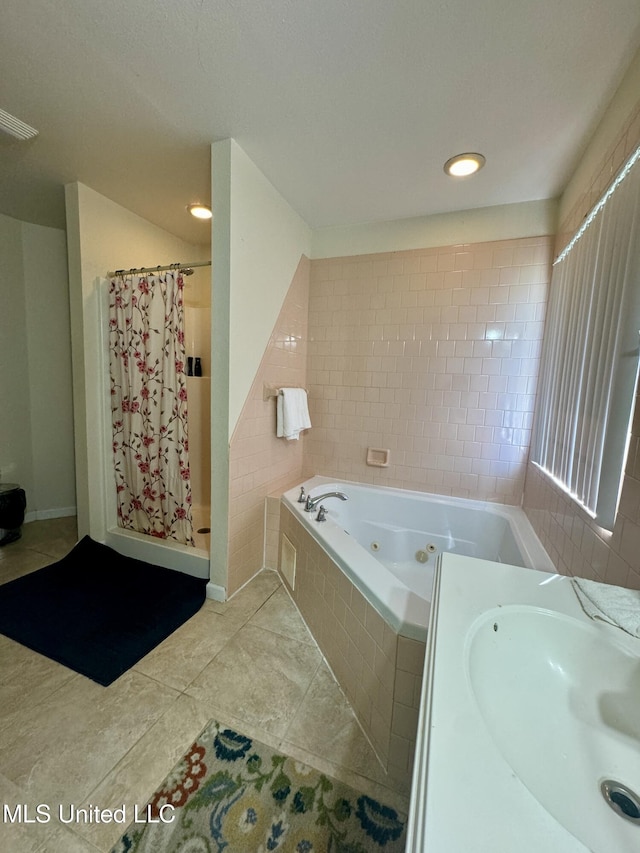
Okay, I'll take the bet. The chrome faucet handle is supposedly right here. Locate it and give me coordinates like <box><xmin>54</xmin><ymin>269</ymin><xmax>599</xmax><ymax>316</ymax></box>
<box><xmin>297</xmin><ymin>487</ymin><xmax>306</xmax><ymax>503</ymax></box>
<box><xmin>316</xmin><ymin>506</ymin><xmax>327</xmax><ymax>522</ymax></box>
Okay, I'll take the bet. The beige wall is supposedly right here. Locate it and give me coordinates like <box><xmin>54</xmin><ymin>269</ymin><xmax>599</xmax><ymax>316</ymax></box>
<box><xmin>0</xmin><ymin>215</ymin><xmax>30</xmax><ymax>499</ymax></box>
<box><xmin>311</xmin><ymin>199</ymin><xmax>557</xmax><ymax>260</ymax></box>
<box><xmin>0</xmin><ymin>213</ymin><xmax>74</xmax><ymax>519</ymax></box>
<box><xmin>22</xmin><ymin>222</ymin><xmax>75</xmax><ymax>517</ymax></box>
<box><xmin>522</xmin><ymin>77</ymin><xmax>640</xmax><ymax>590</ymax></box>
<box><xmin>305</xmin><ymin>236</ymin><xmax>553</xmax><ymax>504</ymax></box>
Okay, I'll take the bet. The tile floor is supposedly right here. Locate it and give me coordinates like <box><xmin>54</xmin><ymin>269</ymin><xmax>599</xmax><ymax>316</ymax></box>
<box><xmin>0</xmin><ymin>518</ymin><xmax>411</xmax><ymax>852</ymax></box>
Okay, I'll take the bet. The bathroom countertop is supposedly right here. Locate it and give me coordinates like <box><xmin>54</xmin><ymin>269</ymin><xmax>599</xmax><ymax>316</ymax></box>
<box><xmin>406</xmin><ymin>552</ymin><xmax>640</xmax><ymax>852</ymax></box>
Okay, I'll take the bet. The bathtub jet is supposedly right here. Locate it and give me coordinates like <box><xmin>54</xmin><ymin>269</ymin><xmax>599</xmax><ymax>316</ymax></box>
<box><xmin>283</xmin><ymin>476</ymin><xmax>555</xmax><ymax>641</ymax></box>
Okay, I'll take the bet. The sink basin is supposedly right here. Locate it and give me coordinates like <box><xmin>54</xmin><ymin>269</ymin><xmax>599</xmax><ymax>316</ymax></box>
<box><xmin>465</xmin><ymin>605</ymin><xmax>640</xmax><ymax>852</ymax></box>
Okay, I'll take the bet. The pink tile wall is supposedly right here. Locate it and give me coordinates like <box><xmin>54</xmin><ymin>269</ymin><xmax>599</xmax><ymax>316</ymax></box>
<box><xmin>523</xmin><ymin>93</ymin><xmax>640</xmax><ymax>589</ymax></box>
<box><xmin>556</xmin><ymin>97</ymin><xmax>640</xmax><ymax>257</ymax></box>
<box><xmin>305</xmin><ymin>237</ymin><xmax>553</xmax><ymax>504</ymax></box>
<box><xmin>227</xmin><ymin>255</ymin><xmax>311</xmax><ymax>595</ymax></box>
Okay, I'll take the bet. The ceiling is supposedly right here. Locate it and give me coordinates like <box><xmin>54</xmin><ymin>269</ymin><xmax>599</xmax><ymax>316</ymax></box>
<box><xmin>2</xmin><ymin>0</ymin><xmax>640</xmax><ymax>247</ymax></box>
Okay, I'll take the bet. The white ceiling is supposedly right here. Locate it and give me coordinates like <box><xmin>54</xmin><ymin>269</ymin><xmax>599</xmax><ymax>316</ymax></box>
<box><xmin>2</xmin><ymin>0</ymin><xmax>640</xmax><ymax>246</ymax></box>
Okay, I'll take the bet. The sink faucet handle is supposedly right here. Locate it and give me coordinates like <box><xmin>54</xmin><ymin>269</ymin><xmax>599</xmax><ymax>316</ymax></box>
<box><xmin>297</xmin><ymin>486</ymin><xmax>306</xmax><ymax>503</ymax></box>
<box><xmin>316</xmin><ymin>505</ymin><xmax>327</xmax><ymax>522</ymax></box>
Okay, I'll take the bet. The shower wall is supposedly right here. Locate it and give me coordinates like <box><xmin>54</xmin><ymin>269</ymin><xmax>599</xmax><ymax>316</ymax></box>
<box><xmin>184</xmin><ymin>267</ymin><xmax>211</xmax><ymax>514</ymax></box>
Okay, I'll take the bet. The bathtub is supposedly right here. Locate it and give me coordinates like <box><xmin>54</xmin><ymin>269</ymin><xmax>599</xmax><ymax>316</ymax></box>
<box><xmin>282</xmin><ymin>476</ymin><xmax>555</xmax><ymax>642</ymax></box>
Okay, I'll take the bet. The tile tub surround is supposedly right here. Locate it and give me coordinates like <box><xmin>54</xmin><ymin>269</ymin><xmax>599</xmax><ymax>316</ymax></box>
<box><xmin>306</xmin><ymin>236</ymin><xmax>553</xmax><ymax>505</ymax></box>
<box><xmin>0</xmin><ymin>518</ymin><xmax>406</xmax><ymax>853</ymax></box>
<box><xmin>279</xmin><ymin>503</ymin><xmax>426</xmax><ymax>788</ymax></box>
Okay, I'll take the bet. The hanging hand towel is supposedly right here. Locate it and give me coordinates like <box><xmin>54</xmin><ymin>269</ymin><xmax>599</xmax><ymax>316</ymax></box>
<box><xmin>277</xmin><ymin>388</ymin><xmax>311</xmax><ymax>440</ymax></box>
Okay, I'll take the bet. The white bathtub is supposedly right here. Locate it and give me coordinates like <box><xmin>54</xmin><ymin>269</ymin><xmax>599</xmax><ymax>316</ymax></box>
<box><xmin>282</xmin><ymin>476</ymin><xmax>555</xmax><ymax>641</ymax></box>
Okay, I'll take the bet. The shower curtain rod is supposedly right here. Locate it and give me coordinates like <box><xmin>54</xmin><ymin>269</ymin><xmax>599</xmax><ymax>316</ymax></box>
<box><xmin>107</xmin><ymin>260</ymin><xmax>211</xmax><ymax>278</ymax></box>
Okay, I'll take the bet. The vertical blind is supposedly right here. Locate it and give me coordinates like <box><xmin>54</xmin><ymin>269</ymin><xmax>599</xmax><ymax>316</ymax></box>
<box><xmin>531</xmin><ymin>144</ymin><xmax>640</xmax><ymax>531</ymax></box>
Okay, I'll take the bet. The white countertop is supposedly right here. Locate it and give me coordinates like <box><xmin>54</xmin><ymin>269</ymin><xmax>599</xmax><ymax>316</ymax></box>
<box><xmin>406</xmin><ymin>553</ymin><xmax>640</xmax><ymax>852</ymax></box>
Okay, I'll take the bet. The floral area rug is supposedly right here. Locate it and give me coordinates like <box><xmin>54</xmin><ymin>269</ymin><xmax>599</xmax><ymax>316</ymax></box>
<box><xmin>111</xmin><ymin>719</ymin><xmax>407</xmax><ymax>852</ymax></box>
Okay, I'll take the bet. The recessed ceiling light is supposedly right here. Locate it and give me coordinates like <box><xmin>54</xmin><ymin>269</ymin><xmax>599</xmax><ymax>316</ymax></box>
<box><xmin>187</xmin><ymin>203</ymin><xmax>212</xmax><ymax>220</ymax></box>
<box><xmin>443</xmin><ymin>153</ymin><xmax>485</xmax><ymax>177</ymax></box>
<box><xmin>0</xmin><ymin>108</ymin><xmax>38</xmax><ymax>141</ymax></box>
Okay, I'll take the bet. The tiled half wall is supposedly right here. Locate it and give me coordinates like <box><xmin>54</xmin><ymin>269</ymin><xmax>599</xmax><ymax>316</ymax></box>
<box><xmin>279</xmin><ymin>503</ymin><xmax>426</xmax><ymax>792</ymax></box>
<box><xmin>306</xmin><ymin>236</ymin><xmax>553</xmax><ymax>504</ymax></box>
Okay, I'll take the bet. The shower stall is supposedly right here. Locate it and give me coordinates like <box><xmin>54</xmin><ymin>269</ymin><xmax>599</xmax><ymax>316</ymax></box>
<box><xmin>101</xmin><ymin>260</ymin><xmax>212</xmax><ymax>580</ymax></box>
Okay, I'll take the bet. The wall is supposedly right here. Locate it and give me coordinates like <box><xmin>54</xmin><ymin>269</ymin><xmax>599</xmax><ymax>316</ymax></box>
<box><xmin>22</xmin><ymin>222</ymin><xmax>76</xmax><ymax>517</ymax></box>
<box><xmin>0</xmin><ymin>215</ymin><xmax>29</xmax><ymax>496</ymax></box>
<box><xmin>311</xmin><ymin>199</ymin><xmax>556</xmax><ymax>259</ymax></box>
<box><xmin>0</xmin><ymin>213</ymin><xmax>75</xmax><ymax>519</ymax></box>
<box><xmin>226</xmin><ymin>140</ymin><xmax>312</xmax><ymax>435</ymax></box>
<box><xmin>65</xmin><ymin>182</ymin><xmax>209</xmax><ymax>569</ymax></box>
<box><xmin>305</xmin><ymin>235</ymin><xmax>553</xmax><ymax>504</ymax></box>
<box><xmin>228</xmin><ymin>256</ymin><xmax>311</xmax><ymax>594</ymax></box>
<box><xmin>183</xmin><ymin>266</ymin><xmax>212</xmax><ymax>512</ymax></box>
<box><xmin>211</xmin><ymin>140</ymin><xmax>312</xmax><ymax>595</ymax></box>
<box><xmin>522</xmin><ymin>56</ymin><xmax>640</xmax><ymax>590</ymax></box>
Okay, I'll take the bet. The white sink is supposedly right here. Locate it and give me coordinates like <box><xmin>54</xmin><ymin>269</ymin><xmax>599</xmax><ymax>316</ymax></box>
<box><xmin>466</xmin><ymin>605</ymin><xmax>640</xmax><ymax>852</ymax></box>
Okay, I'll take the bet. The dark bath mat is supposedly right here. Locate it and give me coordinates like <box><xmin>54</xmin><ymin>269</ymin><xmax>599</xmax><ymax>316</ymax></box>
<box><xmin>0</xmin><ymin>535</ymin><xmax>208</xmax><ymax>686</ymax></box>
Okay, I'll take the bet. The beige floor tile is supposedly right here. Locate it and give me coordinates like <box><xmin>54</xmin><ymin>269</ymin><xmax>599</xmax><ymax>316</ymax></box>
<box><xmin>186</xmin><ymin>622</ymin><xmax>322</xmax><ymax>738</ymax></box>
<box><xmin>17</xmin><ymin>517</ymin><xmax>79</xmax><ymax>559</ymax></box>
<box><xmin>0</xmin><ymin>772</ymin><xmax>102</xmax><ymax>852</ymax></box>
<box><xmin>74</xmin><ymin>693</ymin><xmax>214</xmax><ymax>851</ymax></box>
<box><xmin>248</xmin><ymin>585</ymin><xmax>316</xmax><ymax>645</ymax></box>
<box><xmin>0</xmin><ymin>519</ymin><xmax>413</xmax><ymax>852</ymax></box>
<box><xmin>0</xmin><ymin>636</ymin><xmax>76</xmax><ymax>730</ymax></box>
<box><xmin>0</xmin><ymin>516</ymin><xmax>78</xmax><ymax>582</ymax></box>
<box><xmin>133</xmin><ymin>608</ymin><xmax>242</xmax><ymax>690</ymax></box>
<box><xmin>0</xmin><ymin>670</ymin><xmax>179</xmax><ymax>804</ymax></box>
<box><xmin>203</xmin><ymin>568</ymin><xmax>281</xmax><ymax>624</ymax></box>
<box><xmin>284</xmin><ymin>661</ymin><xmax>392</xmax><ymax>788</ymax></box>
<box><xmin>0</xmin><ymin>546</ymin><xmax>56</xmax><ymax>584</ymax></box>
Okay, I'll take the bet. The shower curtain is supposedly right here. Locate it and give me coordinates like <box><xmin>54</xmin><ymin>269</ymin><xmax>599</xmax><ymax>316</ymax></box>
<box><xmin>108</xmin><ymin>271</ymin><xmax>194</xmax><ymax>546</ymax></box>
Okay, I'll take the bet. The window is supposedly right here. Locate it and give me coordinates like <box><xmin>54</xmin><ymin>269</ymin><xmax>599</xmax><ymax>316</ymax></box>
<box><xmin>531</xmin><ymin>144</ymin><xmax>640</xmax><ymax>531</ymax></box>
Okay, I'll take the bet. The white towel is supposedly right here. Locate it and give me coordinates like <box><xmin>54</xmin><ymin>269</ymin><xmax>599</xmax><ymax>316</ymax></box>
<box><xmin>572</xmin><ymin>577</ymin><xmax>640</xmax><ymax>639</ymax></box>
<box><xmin>276</xmin><ymin>388</ymin><xmax>311</xmax><ymax>441</ymax></box>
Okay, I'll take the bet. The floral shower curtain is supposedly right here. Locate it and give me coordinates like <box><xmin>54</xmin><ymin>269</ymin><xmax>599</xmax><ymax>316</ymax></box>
<box><xmin>108</xmin><ymin>271</ymin><xmax>194</xmax><ymax>546</ymax></box>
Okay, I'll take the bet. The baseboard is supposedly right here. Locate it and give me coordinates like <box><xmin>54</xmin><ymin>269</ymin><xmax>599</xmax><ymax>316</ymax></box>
<box><xmin>25</xmin><ymin>506</ymin><xmax>77</xmax><ymax>523</ymax></box>
<box><xmin>206</xmin><ymin>581</ymin><xmax>226</xmax><ymax>602</ymax></box>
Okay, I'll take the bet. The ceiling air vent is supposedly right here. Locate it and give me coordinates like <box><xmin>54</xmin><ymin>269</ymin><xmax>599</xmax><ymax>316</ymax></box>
<box><xmin>0</xmin><ymin>109</ymin><xmax>38</xmax><ymax>141</ymax></box>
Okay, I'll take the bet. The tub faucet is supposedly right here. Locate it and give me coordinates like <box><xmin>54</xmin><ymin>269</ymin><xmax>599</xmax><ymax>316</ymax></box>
<box><xmin>304</xmin><ymin>491</ymin><xmax>348</xmax><ymax>512</ymax></box>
